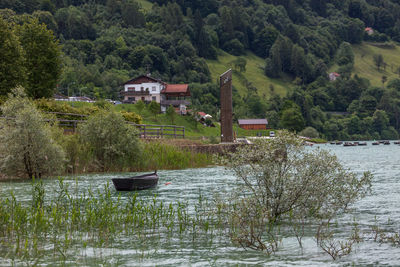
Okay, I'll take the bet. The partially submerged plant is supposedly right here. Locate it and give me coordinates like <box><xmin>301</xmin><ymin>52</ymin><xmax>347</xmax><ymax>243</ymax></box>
<box><xmin>223</xmin><ymin>130</ymin><xmax>372</xmax><ymax>256</ymax></box>
<box><xmin>0</xmin><ymin>178</ymin><xmax>224</xmax><ymax>264</ymax></box>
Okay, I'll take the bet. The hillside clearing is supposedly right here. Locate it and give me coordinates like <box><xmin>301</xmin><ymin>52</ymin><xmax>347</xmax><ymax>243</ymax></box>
<box><xmin>137</xmin><ymin>0</ymin><xmax>153</xmax><ymax>11</ymax></box>
<box><xmin>352</xmin><ymin>43</ymin><xmax>400</xmax><ymax>86</ymax></box>
<box><xmin>206</xmin><ymin>50</ymin><xmax>292</xmax><ymax>98</ymax></box>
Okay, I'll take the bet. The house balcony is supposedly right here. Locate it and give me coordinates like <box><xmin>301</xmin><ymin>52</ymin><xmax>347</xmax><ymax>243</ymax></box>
<box><xmin>160</xmin><ymin>100</ymin><xmax>191</xmax><ymax>107</ymax></box>
<box><xmin>120</xmin><ymin>90</ymin><xmax>150</xmax><ymax>96</ymax></box>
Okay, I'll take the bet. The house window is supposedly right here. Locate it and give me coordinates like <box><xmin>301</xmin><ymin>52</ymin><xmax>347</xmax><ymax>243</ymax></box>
<box><xmin>128</xmin><ymin>87</ymin><xmax>134</xmax><ymax>91</ymax></box>
<box><xmin>152</xmin><ymin>86</ymin><xmax>156</xmax><ymax>91</ymax></box>
<box><xmin>128</xmin><ymin>97</ymin><xmax>135</xmax><ymax>101</ymax></box>
<box><xmin>141</xmin><ymin>87</ymin><xmax>144</xmax><ymax>91</ymax></box>
<box><xmin>152</xmin><ymin>96</ymin><xmax>156</xmax><ymax>101</ymax></box>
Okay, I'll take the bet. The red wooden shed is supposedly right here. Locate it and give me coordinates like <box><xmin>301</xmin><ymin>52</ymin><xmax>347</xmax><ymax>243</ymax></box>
<box><xmin>238</xmin><ymin>119</ymin><xmax>268</xmax><ymax>130</ymax></box>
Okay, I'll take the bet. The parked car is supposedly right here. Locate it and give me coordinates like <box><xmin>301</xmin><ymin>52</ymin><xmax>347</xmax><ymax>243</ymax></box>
<box><xmin>269</xmin><ymin>131</ymin><xmax>275</xmax><ymax>137</ymax></box>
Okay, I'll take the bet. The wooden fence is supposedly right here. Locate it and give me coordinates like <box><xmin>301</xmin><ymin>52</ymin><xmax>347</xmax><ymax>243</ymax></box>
<box><xmin>60</xmin><ymin>120</ymin><xmax>185</xmax><ymax>138</ymax></box>
<box><xmin>130</xmin><ymin>124</ymin><xmax>185</xmax><ymax>139</ymax></box>
<box><xmin>1</xmin><ymin>116</ymin><xmax>185</xmax><ymax>139</ymax></box>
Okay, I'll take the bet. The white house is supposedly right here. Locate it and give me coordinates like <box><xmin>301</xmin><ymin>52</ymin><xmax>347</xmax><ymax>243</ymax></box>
<box><xmin>329</xmin><ymin>72</ymin><xmax>340</xmax><ymax>81</ymax></box>
<box><xmin>121</xmin><ymin>75</ymin><xmax>191</xmax><ymax>114</ymax></box>
<box><xmin>365</xmin><ymin>27</ymin><xmax>374</xmax><ymax>35</ymax></box>
<box><xmin>121</xmin><ymin>75</ymin><xmax>166</xmax><ymax>104</ymax></box>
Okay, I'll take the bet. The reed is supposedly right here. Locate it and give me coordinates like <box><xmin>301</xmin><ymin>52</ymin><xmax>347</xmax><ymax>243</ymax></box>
<box><xmin>134</xmin><ymin>141</ymin><xmax>213</xmax><ymax>171</ymax></box>
<box><xmin>0</xmin><ymin>179</ymin><xmax>226</xmax><ymax>264</ymax></box>
<box><xmin>57</xmin><ymin>135</ymin><xmax>213</xmax><ymax>175</ymax></box>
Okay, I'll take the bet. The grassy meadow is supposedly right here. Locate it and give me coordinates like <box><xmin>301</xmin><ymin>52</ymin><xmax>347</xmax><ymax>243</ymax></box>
<box><xmin>329</xmin><ymin>42</ymin><xmax>400</xmax><ymax>86</ymax></box>
<box><xmin>352</xmin><ymin>42</ymin><xmax>400</xmax><ymax>86</ymax></box>
<box><xmin>137</xmin><ymin>0</ymin><xmax>153</xmax><ymax>11</ymax></box>
<box><xmin>206</xmin><ymin>50</ymin><xmax>292</xmax><ymax>98</ymax></box>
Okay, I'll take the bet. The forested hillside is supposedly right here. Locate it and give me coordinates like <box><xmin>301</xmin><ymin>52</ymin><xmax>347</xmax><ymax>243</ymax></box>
<box><xmin>1</xmin><ymin>0</ymin><xmax>400</xmax><ymax>140</ymax></box>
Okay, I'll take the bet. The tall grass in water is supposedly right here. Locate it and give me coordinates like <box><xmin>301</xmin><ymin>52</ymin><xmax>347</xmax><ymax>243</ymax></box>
<box><xmin>59</xmin><ymin>135</ymin><xmax>213</xmax><ymax>174</ymax></box>
<box><xmin>135</xmin><ymin>141</ymin><xmax>212</xmax><ymax>171</ymax></box>
<box><xmin>0</xmin><ymin>179</ymin><xmax>226</xmax><ymax>265</ymax></box>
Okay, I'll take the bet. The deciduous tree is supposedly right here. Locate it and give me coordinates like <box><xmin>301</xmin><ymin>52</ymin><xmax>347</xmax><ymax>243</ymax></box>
<box><xmin>223</xmin><ymin>131</ymin><xmax>372</xmax><ymax>254</ymax></box>
<box><xmin>0</xmin><ymin>87</ymin><xmax>65</xmax><ymax>179</ymax></box>
<box><xmin>17</xmin><ymin>18</ymin><xmax>62</xmax><ymax>99</ymax></box>
<box><xmin>280</xmin><ymin>103</ymin><xmax>305</xmax><ymax>132</ymax></box>
<box><xmin>149</xmin><ymin>100</ymin><xmax>160</xmax><ymax>120</ymax></box>
<box><xmin>166</xmin><ymin>105</ymin><xmax>176</xmax><ymax>124</ymax></box>
<box><xmin>373</xmin><ymin>54</ymin><xmax>384</xmax><ymax>70</ymax></box>
<box><xmin>0</xmin><ymin>17</ymin><xmax>25</xmax><ymax>96</ymax></box>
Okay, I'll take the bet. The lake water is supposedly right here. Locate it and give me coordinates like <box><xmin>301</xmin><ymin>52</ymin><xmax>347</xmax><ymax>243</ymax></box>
<box><xmin>1</xmin><ymin>142</ymin><xmax>400</xmax><ymax>266</ymax></box>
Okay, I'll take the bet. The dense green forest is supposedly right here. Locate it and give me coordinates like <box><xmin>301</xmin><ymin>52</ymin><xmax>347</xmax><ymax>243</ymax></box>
<box><xmin>1</xmin><ymin>0</ymin><xmax>400</xmax><ymax>140</ymax></box>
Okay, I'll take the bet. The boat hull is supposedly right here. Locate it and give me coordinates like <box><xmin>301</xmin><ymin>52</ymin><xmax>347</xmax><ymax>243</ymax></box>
<box><xmin>112</xmin><ymin>173</ymin><xmax>159</xmax><ymax>191</ymax></box>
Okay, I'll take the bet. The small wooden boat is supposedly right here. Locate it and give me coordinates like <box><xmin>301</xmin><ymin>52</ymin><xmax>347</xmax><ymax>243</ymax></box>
<box><xmin>112</xmin><ymin>171</ymin><xmax>159</xmax><ymax>191</ymax></box>
<box><xmin>343</xmin><ymin>142</ymin><xmax>355</xmax><ymax>146</ymax></box>
<box><xmin>358</xmin><ymin>142</ymin><xmax>367</xmax><ymax>146</ymax></box>
<box><xmin>394</xmin><ymin>141</ymin><xmax>400</xmax><ymax>145</ymax></box>
<box><xmin>372</xmin><ymin>141</ymin><xmax>379</xmax><ymax>145</ymax></box>
<box><xmin>335</xmin><ymin>141</ymin><xmax>343</xmax><ymax>145</ymax></box>
<box><xmin>383</xmin><ymin>140</ymin><xmax>390</xmax><ymax>145</ymax></box>
<box><xmin>304</xmin><ymin>141</ymin><xmax>314</xmax><ymax>146</ymax></box>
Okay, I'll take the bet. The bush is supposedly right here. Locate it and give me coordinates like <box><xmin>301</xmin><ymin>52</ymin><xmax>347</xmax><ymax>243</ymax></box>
<box><xmin>78</xmin><ymin>111</ymin><xmax>142</xmax><ymax>171</ymax></box>
<box><xmin>94</xmin><ymin>100</ymin><xmax>112</xmax><ymax>110</ymax></box>
<box><xmin>381</xmin><ymin>126</ymin><xmax>399</xmax><ymax>140</ymax></box>
<box><xmin>0</xmin><ymin>88</ymin><xmax>66</xmax><ymax>179</ymax></box>
<box><xmin>35</xmin><ymin>98</ymin><xmax>100</xmax><ymax>120</ymax></box>
<box><xmin>299</xmin><ymin>126</ymin><xmax>320</xmax><ymax>138</ymax></box>
<box><xmin>120</xmin><ymin>111</ymin><xmax>142</xmax><ymax>124</ymax></box>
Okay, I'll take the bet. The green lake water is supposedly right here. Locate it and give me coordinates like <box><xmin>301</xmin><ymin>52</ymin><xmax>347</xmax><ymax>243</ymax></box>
<box><xmin>1</xmin><ymin>142</ymin><xmax>400</xmax><ymax>266</ymax></box>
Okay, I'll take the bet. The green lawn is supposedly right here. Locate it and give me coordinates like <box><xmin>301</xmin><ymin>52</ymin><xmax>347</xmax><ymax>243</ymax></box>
<box><xmin>64</xmin><ymin>102</ymin><xmax>273</xmax><ymax>138</ymax></box>
<box><xmin>206</xmin><ymin>50</ymin><xmax>292</xmax><ymax>98</ymax></box>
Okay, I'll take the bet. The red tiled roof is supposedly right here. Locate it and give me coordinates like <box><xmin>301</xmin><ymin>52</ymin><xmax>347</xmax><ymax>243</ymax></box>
<box><xmin>198</xmin><ymin>112</ymin><xmax>207</xmax><ymax>116</ymax></box>
<box><xmin>331</xmin><ymin>72</ymin><xmax>340</xmax><ymax>77</ymax></box>
<box><xmin>162</xmin><ymin>84</ymin><xmax>189</xmax><ymax>93</ymax></box>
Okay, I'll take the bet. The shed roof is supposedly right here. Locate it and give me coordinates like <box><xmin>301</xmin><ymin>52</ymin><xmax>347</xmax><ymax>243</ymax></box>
<box><xmin>238</xmin><ymin>119</ymin><xmax>268</xmax><ymax>125</ymax></box>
